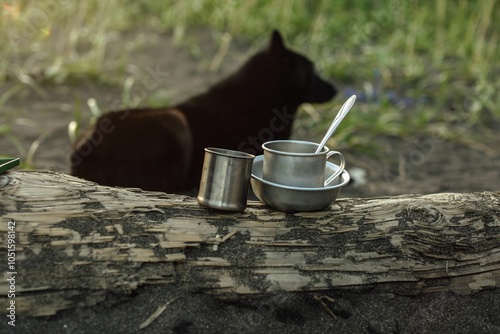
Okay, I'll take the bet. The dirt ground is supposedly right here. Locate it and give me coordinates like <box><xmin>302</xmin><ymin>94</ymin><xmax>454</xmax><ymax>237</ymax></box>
<box><xmin>1</xmin><ymin>31</ymin><xmax>499</xmax><ymax>333</ymax></box>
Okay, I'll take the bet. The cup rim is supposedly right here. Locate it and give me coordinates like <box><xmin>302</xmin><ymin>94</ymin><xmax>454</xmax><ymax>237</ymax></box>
<box><xmin>262</xmin><ymin>140</ymin><xmax>329</xmax><ymax>156</ymax></box>
<box><xmin>204</xmin><ymin>147</ymin><xmax>255</xmax><ymax>159</ymax></box>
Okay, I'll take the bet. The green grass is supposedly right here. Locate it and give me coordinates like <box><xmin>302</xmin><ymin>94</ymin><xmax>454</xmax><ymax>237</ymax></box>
<box><xmin>1</xmin><ymin>0</ymin><xmax>499</xmax><ymax>156</ymax></box>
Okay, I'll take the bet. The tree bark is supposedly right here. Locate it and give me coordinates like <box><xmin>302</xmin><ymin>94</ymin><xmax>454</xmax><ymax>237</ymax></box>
<box><xmin>1</xmin><ymin>171</ymin><xmax>499</xmax><ymax>317</ymax></box>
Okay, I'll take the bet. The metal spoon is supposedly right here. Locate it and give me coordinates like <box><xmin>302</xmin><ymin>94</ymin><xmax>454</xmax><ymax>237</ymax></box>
<box><xmin>315</xmin><ymin>95</ymin><xmax>356</xmax><ymax>153</ymax></box>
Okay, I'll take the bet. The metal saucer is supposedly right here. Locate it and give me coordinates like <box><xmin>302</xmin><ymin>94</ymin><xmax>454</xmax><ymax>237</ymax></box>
<box><xmin>250</xmin><ymin>155</ymin><xmax>350</xmax><ymax>212</ymax></box>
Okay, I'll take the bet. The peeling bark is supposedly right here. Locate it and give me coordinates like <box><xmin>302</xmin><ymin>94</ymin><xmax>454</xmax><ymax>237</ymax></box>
<box><xmin>1</xmin><ymin>171</ymin><xmax>499</xmax><ymax>317</ymax></box>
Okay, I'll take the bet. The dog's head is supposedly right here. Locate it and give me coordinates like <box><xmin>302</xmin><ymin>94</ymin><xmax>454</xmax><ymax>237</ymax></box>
<box><xmin>266</xmin><ymin>30</ymin><xmax>337</xmax><ymax>104</ymax></box>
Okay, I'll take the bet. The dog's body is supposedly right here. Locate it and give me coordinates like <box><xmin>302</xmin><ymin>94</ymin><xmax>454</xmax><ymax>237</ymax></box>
<box><xmin>70</xmin><ymin>31</ymin><xmax>336</xmax><ymax>193</ymax></box>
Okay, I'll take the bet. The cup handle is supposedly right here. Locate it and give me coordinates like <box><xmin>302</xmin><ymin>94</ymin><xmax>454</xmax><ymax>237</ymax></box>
<box><xmin>324</xmin><ymin>151</ymin><xmax>345</xmax><ymax>186</ymax></box>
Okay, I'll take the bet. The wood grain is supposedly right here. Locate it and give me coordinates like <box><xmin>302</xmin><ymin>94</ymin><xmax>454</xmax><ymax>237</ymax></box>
<box><xmin>1</xmin><ymin>171</ymin><xmax>499</xmax><ymax>316</ymax></box>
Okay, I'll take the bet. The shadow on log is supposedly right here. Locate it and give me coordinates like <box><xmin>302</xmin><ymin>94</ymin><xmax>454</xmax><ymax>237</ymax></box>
<box><xmin>1</xmin><ymin>171</ymin><xmax>499</xmax><ymax>317</ymax></box>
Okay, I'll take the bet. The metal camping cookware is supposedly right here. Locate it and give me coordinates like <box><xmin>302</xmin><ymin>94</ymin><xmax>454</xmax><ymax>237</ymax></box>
<box><xmin>251</xmin><ymin>155</ymin><xmax>350</xmax><ymax>212</ymax></box>
<box><xmin>197</xmin><ymin>148</ymin><xmax>254</xmax><ymax>212</ymax></box>
<box><xmin>262</xmin><ymin>140</ymin><xmax>345</xmax><ymax>188</ymax></box>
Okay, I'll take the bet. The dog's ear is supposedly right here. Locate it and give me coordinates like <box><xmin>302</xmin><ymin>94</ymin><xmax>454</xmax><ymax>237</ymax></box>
<box><xmin>268</xmin><ymin>30</ymin><xmax>286</xmax><ymax>55</ymax></box>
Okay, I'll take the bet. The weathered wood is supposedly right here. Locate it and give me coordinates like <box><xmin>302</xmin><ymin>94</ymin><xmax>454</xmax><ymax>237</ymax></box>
<box><xmin>0</xmin><ymin>170</ymin><xmax>499</xmax><ymax>317</ymax></box>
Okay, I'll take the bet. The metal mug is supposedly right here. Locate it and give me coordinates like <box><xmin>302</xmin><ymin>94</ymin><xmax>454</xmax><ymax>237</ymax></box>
<box><xmin>262</xmin><ymin>140</ymin><xmax>345</xmax><ymax>188</ymax></box>
<box><xmin>197</xmin><ymin>148</ymin><xmax>255</xmax><ymax>212</ymax></box>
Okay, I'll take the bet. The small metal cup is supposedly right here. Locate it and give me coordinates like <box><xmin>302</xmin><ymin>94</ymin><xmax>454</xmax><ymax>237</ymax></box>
<box><xmin>197</xmin><ymin>148</ymin><xmax>255</xmax><ymax>212</ymax></box>
<box><xmin>262</xmin><ymin>140</ymin><xmax>345</xmax><ymax>188</ymax></box>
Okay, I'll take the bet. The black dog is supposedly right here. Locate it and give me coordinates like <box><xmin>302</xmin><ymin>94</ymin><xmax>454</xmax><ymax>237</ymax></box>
<box><xmin>70</xmin><ymin>31</ymin><xmax>336</xmax><ymax>193</ymax></box>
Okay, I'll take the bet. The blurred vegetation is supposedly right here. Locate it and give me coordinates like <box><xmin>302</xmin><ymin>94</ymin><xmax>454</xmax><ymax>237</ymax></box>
<box><xmin>1</xmin><ymin>0</ymin><xmax>499</xmax><ymax>160</ymax></box>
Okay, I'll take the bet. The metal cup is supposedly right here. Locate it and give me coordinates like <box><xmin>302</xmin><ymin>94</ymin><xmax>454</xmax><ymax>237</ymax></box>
<box><xmin>262</xmin><ymin>140</ymin><xmax>345</xmax><ymax>188</ymax></box>
<box><xmin>197</xmin><ymin>148</ymin><xmax>255</xmax><ymax>212</ymax></box>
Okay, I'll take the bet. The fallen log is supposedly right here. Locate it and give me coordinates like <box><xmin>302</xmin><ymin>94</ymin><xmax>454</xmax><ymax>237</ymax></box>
<box><xmin>0</xmin><ymin>170</ymin><xmax>499</xmax><ymax>317</ymax></box>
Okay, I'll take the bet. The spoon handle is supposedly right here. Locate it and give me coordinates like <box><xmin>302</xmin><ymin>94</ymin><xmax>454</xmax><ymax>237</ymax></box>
<box><xmin>315</xmin><ymin>95</ymin><xmax>356</xmax><ymax>153</ymax></box>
